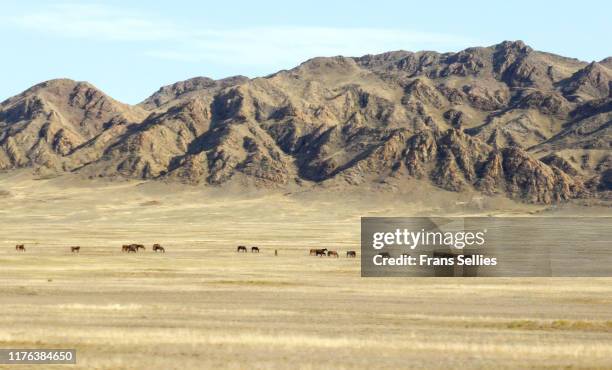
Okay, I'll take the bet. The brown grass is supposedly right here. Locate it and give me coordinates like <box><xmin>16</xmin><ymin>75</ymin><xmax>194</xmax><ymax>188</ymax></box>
<box><xmin>0</xmin><ymin>172</ymin><xmax>610</xmax><ymax>369</ymax></box>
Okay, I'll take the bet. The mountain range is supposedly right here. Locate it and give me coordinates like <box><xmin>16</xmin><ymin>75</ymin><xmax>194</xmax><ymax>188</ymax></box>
<box><xmin>1</xmin><ymin>41</ymin><xmax>610</xmax><ymax>203</ymax></box>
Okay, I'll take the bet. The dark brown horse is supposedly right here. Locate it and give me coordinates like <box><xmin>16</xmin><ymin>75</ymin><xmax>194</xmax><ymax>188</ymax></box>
<box><xmin>251</xmin><ymin>246</ymin><xmax>260</xmax><ymax>253</ymax></box>
<box><xmin>152</xmin><ymin>244</ymin><xmax>165</xmax><ymax>253</ymax></box>
<box><xmin>15</xmin><ymin>244</ymin><xmax>25</xmax><ymax>252</ymax></box>
<box><xmin>327</xmin><ymin>250</ymin><xmax>339</xmax><ymax>258</ymax></box>
<box><xmin>70</xmin><ymin>246</ymin><xmax>80</xmax><ymax>253</ymax></box>
<box><xmin>346</xmin><ymin>251</ymin><xmax>356</xmax><ymax>258</ymax></box>
<box><xmin>127</xmin><ymin>245</ymin><xmax>138</xmax><ymax>253</ymax></box>
<box><xmin>237</xmin><ymin>245</ymin><xmax>247</xmax><ymax>253</ymax></box>
<box><xmin>134</xmin><ymin>244</ymin><xmax>145</xmax><ymax>251</ymax></box>
<box><xmin>315</xmin><ymin>248</ymin><xmax>328</xmax><ymax>257</ymax></box>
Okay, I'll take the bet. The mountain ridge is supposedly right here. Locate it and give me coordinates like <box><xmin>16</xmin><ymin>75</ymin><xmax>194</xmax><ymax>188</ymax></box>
<box><xmin>1</xmin><ymin>41</ymin><xmax>610</xmax><ymax>203</ymax></box>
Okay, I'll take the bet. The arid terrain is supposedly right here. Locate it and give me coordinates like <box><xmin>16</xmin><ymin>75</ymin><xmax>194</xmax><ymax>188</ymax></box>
<box><xmin>1</xmin><ymin>172</ymin><xmax>611</xmax><ymax>369</ymax></box>
<box><xmin>1</xmin><ymin>40</ymin><xmax>611</xmax><ymax>369</ymax></box>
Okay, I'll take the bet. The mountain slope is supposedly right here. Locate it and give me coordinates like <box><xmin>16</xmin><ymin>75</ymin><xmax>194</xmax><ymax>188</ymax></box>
<box><xmin>1</xmin><ymin>41</ymin><xmax>610</xmax><ymax>203</ymax></box>
<box><xmin>0</xmin><ymin>79</ymin><xmax>148</xmax><ymax>171</ymax></box>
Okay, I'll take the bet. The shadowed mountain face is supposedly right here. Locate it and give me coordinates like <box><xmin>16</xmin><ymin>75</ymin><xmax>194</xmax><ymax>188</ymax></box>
<box><xmin>0</xmin><ymin>41</ymin><xmax>610</xmax><ymax>203</ymax></box>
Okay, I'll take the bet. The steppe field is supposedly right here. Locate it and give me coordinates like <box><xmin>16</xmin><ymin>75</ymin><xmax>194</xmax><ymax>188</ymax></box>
<box><xmin>0</xmin><ymin>171</ymin><xmax>611</xmax><ymax>369</ymax></box>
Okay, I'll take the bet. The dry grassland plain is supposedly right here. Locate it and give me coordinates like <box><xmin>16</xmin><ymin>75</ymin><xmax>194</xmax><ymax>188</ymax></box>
<box><xmin>0</xmin><ymin>171</ymin><xmax>611</xmax><ymax>369</ymax></box>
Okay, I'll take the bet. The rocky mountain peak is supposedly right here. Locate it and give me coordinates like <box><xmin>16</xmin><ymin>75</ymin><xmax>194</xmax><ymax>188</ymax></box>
<box><xmin>495</xmin><ymin>40</ymin><xmax>533</xmax><ymax>55</ymax></box>
<box><xmin>560</xmin><ymin>61</ymin><xmax>611</xmax><ymax>101</ymax></box>
<box><xmin>0</xmin><ymin>42</ymin><xmax>609</xmax><ymax>203</ymax></box>
<box><xmin>140</xmin><ymin>75</ymin><xmax>249</xmax><ymax>110</ymax></box>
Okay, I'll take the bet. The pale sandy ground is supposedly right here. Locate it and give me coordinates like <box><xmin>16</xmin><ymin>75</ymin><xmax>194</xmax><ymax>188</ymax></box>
<box><xmin>0</xmin><ymin>171</ymin><xmax>611</xmax><ymax>369</ymax></box>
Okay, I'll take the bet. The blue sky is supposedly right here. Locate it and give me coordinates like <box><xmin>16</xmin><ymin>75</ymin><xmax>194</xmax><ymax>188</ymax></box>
<box><xmin>1</xmin><ymin>0</ymin><xmax>610</xmax><ymax>104</ymax></box>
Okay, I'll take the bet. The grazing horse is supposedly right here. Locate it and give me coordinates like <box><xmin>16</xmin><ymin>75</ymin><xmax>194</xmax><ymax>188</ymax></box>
<box><xmin>327</xmin><ymin>250</ymin><xmax>339</xmax><ymax>258</ymax></box>
<box><xmin>251</xmin><ymin>246</ymin><xmax>260</xmax><ymax>253</ymax></box>
<box><xmin>237</xmin><ymin>246</ymin><xmax>247</xmax><ymax>253</ymax></box>
<box><xmin>346</xmin><ymin>251</ymin><xmax>356</xmax><ymax>258</ymax></box>
<box><xmin>70</xmin><ymin>246</ymin><xmax>80</xmax><ymax>253</ymax></box>
<box><xmin>315</xmin><ymin>248</ymin><xmax>328</xmax><ymax>257</ymax></box>
<box><xmin>15</xmin><ymin>244</ymin><xmax>25</xmax><ymax>252</ymax></box>
<box><xmin>152</xmin><ymin>244</ymin><xmax>165</xmax><ymax>253</ymax></box>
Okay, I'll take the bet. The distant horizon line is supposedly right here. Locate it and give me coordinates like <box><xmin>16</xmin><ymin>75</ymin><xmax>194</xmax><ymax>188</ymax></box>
<box><xmin>3</xmin><ymin>39</ymin><xmax>610</xmax><ymax>106</ymax></box>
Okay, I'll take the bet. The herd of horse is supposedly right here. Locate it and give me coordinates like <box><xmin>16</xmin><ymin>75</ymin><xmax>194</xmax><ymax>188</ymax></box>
<box><xmin>309</xmin><ymin>248</ymin><xmax>356</xmax><ymax>258</ymax></box>
<box><xmin>13</xmin><ymin>243</ymin><xmax>166</xmax><ymax>253</ymax></box>
<box><xmin>13</xmin><ymin>244</ymin><xmax>356</xmax><ymax>257</ymax></box>
<box><xmin>237</xmin><ymin>245</ymin><xmax>259</xmax><ymax>253</ymax></box>
<box><xmin>120</xmin><ymin>243</ymin><xmax>166</xmax><ymax>253</ymax></box>
<box><xmin>235</xmin><ymin>245</ymin><xmax>356</xmax><ymax>257</ymax></box>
